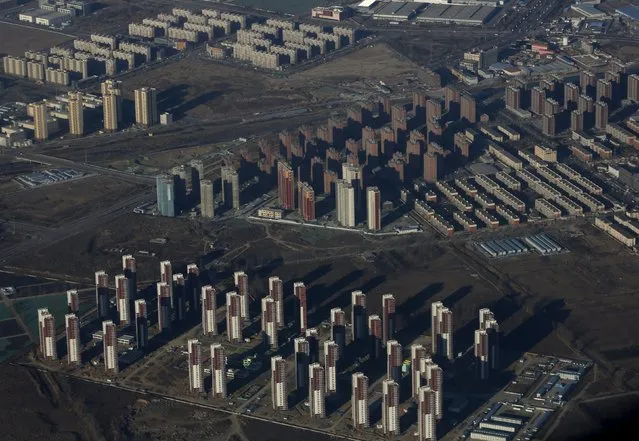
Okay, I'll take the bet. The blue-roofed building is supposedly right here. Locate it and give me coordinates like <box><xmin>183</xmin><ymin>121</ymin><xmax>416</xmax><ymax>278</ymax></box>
<box><xmin>617</xmin><ymin>5</ymin><xmax>639</xmax><ymax>21</ymax></box>
<box><xmin>571</xmin><ymin>4</ymin><xmax>607</xmax><ymax>19</ymax></box>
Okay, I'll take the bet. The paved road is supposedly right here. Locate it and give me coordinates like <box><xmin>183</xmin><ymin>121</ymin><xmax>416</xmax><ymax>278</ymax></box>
<box><xmin>3</xmin><ymin>150</ymin><xmax>155</xmax><ymax>185</ymax></box>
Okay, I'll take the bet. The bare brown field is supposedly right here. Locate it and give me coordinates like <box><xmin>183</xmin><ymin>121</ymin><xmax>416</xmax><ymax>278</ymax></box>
<box><xmin>385</xmin><ymin>32</ymin><xmax>485</xmax><ymax>67</ymax></box>
<box><xmin>121</xmin><ymin>42</ymin><xmax>421</xmax><ymax>121</ymax></box>
<box><xmin>0</xmin><ymin>23</ymin><xmax>73</xmax><ymax>57</ymax></box>
<box><xmin>64</xmin><ymin>0</ymin><xmax>168</xmax><ymax>35</ymax></box>
<box><xmin>0</xmin><ymin>77</ymin><xmax>63</xmax><ymax>105</ymax></box>
<box><xmin>291</xmin><ymin>43</ymin><xmax>424</xmax><ymax>83</ymax></box>
<box><xmin>493</xmin><ymin>221</ymin><xmax>639</xmax><ymax>382</ymax></box>
<box><xmin>0</xmin><ymin>175</ymin><xmax>146</xmax><ymax>227</ymax></box>
<box><xmin>599</xmin><ymin>40</ymin><xmax>639</xmax><ymax>62</ymax></box>
<box><xmin>121</xmin><ymin>52</ymin><xmax>312</xmax><ymax>121</ymax></box>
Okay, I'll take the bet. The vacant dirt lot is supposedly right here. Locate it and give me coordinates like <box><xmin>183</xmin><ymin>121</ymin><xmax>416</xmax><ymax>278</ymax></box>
<box><xmin>493</xmin><ymin>221</ymin><xmax>639</xmax><ymax>386</ymax></box>
<box><xmin>599</xmin><ymin>40</ymin><xmax>639</xmax><ymax>63</ymax></box>
<box><xmin>0</xmin><ymin>175</ymin><xmax>146</xmax><ymax>227</ymax></box>
<box><xmin>293</xmin><ymin>43</ymin><xmax>424</xmax><ymax>83</ymax></box>
<box><xmin>121</xmin><ymin>52</ymin><xmax>312</xmax><ymax>122</ymax></box>
<box><xmin>120</xmin><ymin>42</ymin><xmax>421</xmax><ymax>121</ymax></box>
<box><xmin>0</xmin><ymin>23</ymin><xmax>73</xmax><ymax>57</ymax></box>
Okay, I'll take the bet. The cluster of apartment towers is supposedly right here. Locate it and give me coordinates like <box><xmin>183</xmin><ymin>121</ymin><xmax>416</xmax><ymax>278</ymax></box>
<box><xmin>37</xmin><ymin>256</ymin><xmax>499</xmax><ymax>440</ymax></box>
<box><xmin>28</xmin><ymin>79</ymin><xmax>159</xmax><ymax>142</ymax></box>
<box><xmin>155</xmin><ymin>160</ymin><xmax>239</xmax><ymax>218</ymax></box>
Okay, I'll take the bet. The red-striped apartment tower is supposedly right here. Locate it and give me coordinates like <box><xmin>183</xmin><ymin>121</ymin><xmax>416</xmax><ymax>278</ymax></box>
<box><xmin>157</xmin><ymin>282</ymin><xmax>172</xmax><ymax>331</ymax></box>
<box><xmin>38</xmin><ymin>308</ymin><xmax>57</xmax><ymax>360</ymax></box>
<box><xmin>387</xmin><ymin>340</ymin><xmax>402</xmax><ymax>383</ymax></box>
<box><xmin>226</xmin><ymin>292</ymin><xmax>242</xmax><ymax>343</ymax></box>
<box><xmin>382</xmin><ymin>294</ymin><xmax>396</xmax><ymax>346</ymax></box>
<box><xmin>172</xmin><ymin>273</ymin><xmax>186</xmax><ymax>322</ymax></box>
<box><xmin>67</xmin><ymin>289</ymin><xmax>79</xmax><ymax>314</ymax></box>
<box><xmin>134</xmin><ymin>299</ymin><xmax>148</xmax><ymax>349</ymax></box>
<box><xmin>65</xmin><ymin>313</ymin><xmax>81</xmax><ymax>365</ymax></box>
<box><xmin>475</xmin><ymin>316</ymin><xmax>500</xmax><ymax>381</ymax></box>
<box><xmin>294</xmin><ymin>282</ymin><xmax>307</xmax><ymax>334</ymax></box>
<box><xmin>201</xmin><ymin>285</ymin><xmax>217</xmax><ymax>336</ymax></box>
<box><xmin>352</xmin><ymin>372</ymin><xmax>369</xmax><ymax>429</ymax></box>
<box><xmin>309</xmin><ymin>363</ymin><xmax>326</xmax><ymax>418</ymax></box>
<box><xmin>115</xmin><ymin>274</ymin><xmax>130</xmax><ymax>325</ymax></box>
<box><xmin>475</xmin><ymin>328</ymin><xmax>490</xmax><ymax>380</ymax></box>
<box><xmin>421</xmin><ymin>358</ymin><xmax>443</xmax><ymax>420</ymax></box>
<box><xmin>484</xmin><ymin>317</ymin><xmax>500</xmax><ymax>372</ymax></box>
<box><xmin>261</xmin><ymin>296</ymin><xmax>278</xmax><ymax>349</ymax></box>
<box><xmin>271</xmin><ymin>355</ymin><xmax>288</xmax><ymax>410</ymax></box>
<box><xmin>103</xmin><ymin>320</ymin><xmax>118</xmax><ymax>373</ymax></box>
<box><xmin>324</xmin><ymin>340</ymin><xmax>340</xmax><ymax>394</ymax></box>
<box><xmin>160</xmin><ymin>260</ymin><xmax>173</xmax><ymax>307</ymax></box>
<box><xmin>298</xmin><ymin>181</ymin><xmax>316</xmax><ymax>221</ymax></box>
<box><xmin>330</xmin><ymin>307</ymin><xmax>346</xmax><ymax>355</ymax></box>
<box><xmin>233</xmin><ymin>271</ymin><xmax>249</xmax><ymax>320</ymax></box>
<box><xmin>295</xmin><ymin>337</ymin><xmax>310</xmax><ymax>392</ymax></box>
<box><xmin>366</xmin><ymin>186</ymin><xmax>381</xmax><ymax>231</ymax></box>
<box><xmin>95</xmin><ymin>270</ymin><xmax>110</xmax><ymax>320</ymax></box>
<box><xmin>278</xmin><ymin>161</ymin><xmax>295</xmax><ymax>210</ymax></box>
<box><xmin>431</xmin><ymin>301</ymin><xmax>453</xmax><ymax>360</ymax></box>
<box><xmin>306</xmin><ymin>327</ymin><xmax>320</xmax><ymax>364</ymax></box>
<box><xmin>122</xmin><ymin>254</ymin><xmax>137</xmax><ymax>300</ymax></box>
<box><xmin>186</xmin><ymin>263</ymin><xmax>200</xmax><ymax>313</ymax></box>
<box><xmin>411</xmin><ymin>344</ymin><xmax>427</xmax><ymax>398</ymax></box>
<box><xmin>382</xmin><ymin>379</ymin><xmax>400</xmax><ymax>436</ymax></box>
<box><xmin>368</xmin><ymin>314</ymin><xmax>383</xmax><ymax>360</ymax></box>
<box><xmin>418</xmin><ymin>386</ymin><xmax>437</xmax><ymax>441</ymax></box>
<box><xmin>268</xmin><ymin>276</ymin><xmax>284</xmax><ymax>328</ymax></box>
<box><xmin>351</xmin><ymin>290</ymin><xmax>367</xmax><ymax>342</ymax></box>
<box><xmin>211</xmin><ymin>343</ymin><xmax>227</xmax><ymax>398</ymax></box>
<box><xmin>188</xmin><ymin>339</ymin><xmax>204</xmax><ymax>392</ymax></box>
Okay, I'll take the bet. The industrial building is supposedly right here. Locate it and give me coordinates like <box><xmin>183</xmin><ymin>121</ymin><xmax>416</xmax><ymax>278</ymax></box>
<box><xmin>19</xmin><ymin>9</ymin><xmax>70</xmax><ymax>27</ymax></box>
<box><xmin>417</xmin><ymin>5</ymin><xmax>498</xmax><ymax>26</ymax></box>
<box><xmin>476</xmin><ymin>238</ymin><xmax>529</xmax><ymax>258</ymax></box>
<box><xmin>523</xmin><ymin>233</ymin><xmax>564</xmax><ymax>255</ymax></box>
<box><xmin>311</xmin><ymin>6</ymin><xmax>349</xmax><ymax>21</ymax></box>
<box><xmin>373</xmin><ymin>2</ymin><xmax>419</xmax><ymax>21</ymax></box>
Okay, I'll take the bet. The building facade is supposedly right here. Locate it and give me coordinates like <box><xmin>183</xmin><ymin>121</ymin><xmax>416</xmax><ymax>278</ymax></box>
<box><xmin>188</xmin><ymin>339</ymin><xmax>204</xmax><ymax>392</ymax></box>
<box><xmin>309</xmin><ymin>363</ymin><xmax>326</xmax><ymax>418</ymax></box>
<box><xmin>201</xmin><ymin>285</ymin><xmax>217</xmax><ymax>336</ymax></box>
<box><xmin>271</xmin><ymin>356</ymin><xmax>288</xmax><ymax>410</ymax></box>
<box><xmin>103</xmin><ymin>320</ymin><xmax>118</xmax><ymax>373</ymax></box>
<box><xmin>38</xmin><ymin>308</ymin><xmax>57</xmax><ymax>360</ymax></box>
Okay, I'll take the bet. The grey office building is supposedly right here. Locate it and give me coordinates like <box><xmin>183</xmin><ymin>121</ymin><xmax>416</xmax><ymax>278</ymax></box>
<box><xmin>221</xmin><ymin>166</ymin><xmax>240</xmax><ymax>210</ymax></box>
<box><xmin>156</xmin><ymin>174</ymin><xmax>175</xmax><ymax>217</ymax></box>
